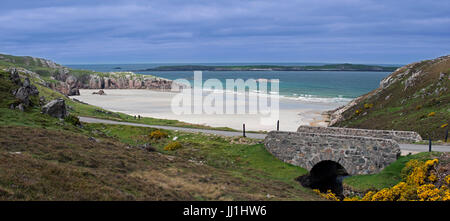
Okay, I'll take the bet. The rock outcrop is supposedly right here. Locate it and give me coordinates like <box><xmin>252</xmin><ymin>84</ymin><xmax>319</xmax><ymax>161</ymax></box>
<box><xmin>41</xmin><ymin>98</ymin><xmax>68</xmax><ymax>118</ymax></box>
<box><xmin>48</xmin><ymin>71</ymin><xmax>182</xmax><ymax>96</ymax></box>
<box><xmin>1</xmin><ymin>53</ymin><xmax>186</xmax><ymax>97</ymax></box>
<box><xmin>9</xmin><ymin>68</ymin><xmax>21</xmax><ymax>85</ymax></box>
<box><xmin>9</xmin><ymin>69</ymin><xmax>39</xmax><ymax>110</ymax></box>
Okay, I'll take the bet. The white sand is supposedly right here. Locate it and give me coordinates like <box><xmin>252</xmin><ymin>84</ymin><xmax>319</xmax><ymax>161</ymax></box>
<box><xmin>75</xmin><ymin>89</ymin><xmax>344</xmax><ymax>132</ymax></box>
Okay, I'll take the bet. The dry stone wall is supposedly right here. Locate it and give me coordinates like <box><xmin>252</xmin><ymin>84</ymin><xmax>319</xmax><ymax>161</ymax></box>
<box><xmin>297</xmin><ymin>126</ymin><xmax>422</xmax><ymax>143</ymax></box>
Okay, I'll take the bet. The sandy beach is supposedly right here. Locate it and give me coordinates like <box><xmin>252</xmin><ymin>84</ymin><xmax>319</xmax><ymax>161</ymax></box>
<box><xmin>75</xmin><ymin>89</ymin><xmax>345</xmax><ymax>132</ymax></box>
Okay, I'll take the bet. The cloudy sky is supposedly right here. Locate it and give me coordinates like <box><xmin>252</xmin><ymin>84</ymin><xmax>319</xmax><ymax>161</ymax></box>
<box><xmin>1</xmin><ymin>0</ymin><xmax>449</xmax><ymax>64</ymax></box>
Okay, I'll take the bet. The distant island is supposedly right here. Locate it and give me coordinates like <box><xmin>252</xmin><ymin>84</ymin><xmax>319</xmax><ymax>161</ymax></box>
<box><xmin>136</xmin><ymin>64</ymin><xmax>399</xmax><ymax>72</ymax></box>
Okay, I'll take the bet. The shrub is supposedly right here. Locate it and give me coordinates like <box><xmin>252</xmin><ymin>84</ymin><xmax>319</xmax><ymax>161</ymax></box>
<box><xmin>417</xmin><ymin>184</ymin><xmax>441</xmax><ymax>201</ymax></box>
<box><xmin>416</xmin><ymin>105</ymin><xmax>422</xmax><ymax>110</ymax></box>
<box><xmin>64</xmin><ymin>114</ymin><xmax>81</xmax><ymax>126</ymax></box>
<box><xmin>364</xmin><ymin>103</ymin><xmax>373</xmax><ymax>109</ymax></box>
<box><xmin>164</xmin><ymin>141</ymin><xmax>182</xmax><ymax>151</ymax></box>
<box><xmin>149</xmin><ymin>130</ymin><xmax>168</xmax><ymax>140</ymax></box>
<box><xmin>313</xmin><ymin>189</ymin><xmax>340</xmax><ymax>201</ymax></box>
<box><xmin>355</xmin><ymin>159</ymin><xmax>447</xmax><ymax>201</ymax></box>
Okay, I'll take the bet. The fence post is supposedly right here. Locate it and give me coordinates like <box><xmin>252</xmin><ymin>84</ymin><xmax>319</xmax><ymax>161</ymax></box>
<box><xmin>277</xmin><ymin>120</ymin><xmax>279</xmax><ymax>131</ymax></box>
<box><xmin>243</xmin><ymin>124</ymin><xmax>246</xmax><ymax>137</ymax></box>
<box><xmin>445</xmin><ymin>127</ymin><xmax>448</xmax><ymax>143</ymax></box>
<box><xmin>429</xmin><ymin>138</ymin><xmax>432</xmax><ymax>152</ymax></box>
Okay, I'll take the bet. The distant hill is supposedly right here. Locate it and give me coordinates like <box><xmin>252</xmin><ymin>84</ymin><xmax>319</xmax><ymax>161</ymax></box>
<box><xmin>329</xmin><ymin>55</ymin><xmax>450</xmax><ymax>140</ymax></box>
<box><xmin>137</xmin><ymin>64</ymin><xmax>399</xmax><ymax>72</ymax></box>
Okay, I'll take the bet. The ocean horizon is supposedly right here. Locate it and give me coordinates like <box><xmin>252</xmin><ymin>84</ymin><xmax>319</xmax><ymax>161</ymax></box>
<box><xmin>67</xmin><ymin>63</ymin><xmax>393</xmax><ymax>104</ymax></box>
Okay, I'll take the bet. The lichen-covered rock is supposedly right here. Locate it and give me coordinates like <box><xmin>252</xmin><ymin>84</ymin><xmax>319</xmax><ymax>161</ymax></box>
<box><xmin>41</xmin><ymin>98</ymin><xmax>68</xmax><ymax>118</ymax></box>
<box><xmin>11</xmin><ymin>74</ymin><xmax>39</xmax><ymax>107</ymax></box>
<box><xmin>9</xmin><ymin>68</ymin><xmax>21</xmax><ymax>85</ymax></box>
<box><xmin>15</xmin><ymin>103</ymin><xmax>25</xmax><ymax>112</ymax></box>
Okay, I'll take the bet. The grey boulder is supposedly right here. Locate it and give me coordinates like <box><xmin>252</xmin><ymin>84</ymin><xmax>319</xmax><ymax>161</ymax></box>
<box><xmin>41</xmin><ymin>98</ymin><xmax>68</xmax><ymax>118</ymax></box>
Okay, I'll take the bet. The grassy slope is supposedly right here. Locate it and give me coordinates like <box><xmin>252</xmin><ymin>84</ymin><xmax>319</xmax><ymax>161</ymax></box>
<box><xmin>84</xmin><ymin>124</ymin><xmax>314</xmax><ymax>200</ymax></box>
<box><xmin>0</xmin><ymin>125</ymin><xmax>319</xmax><ymax>200</ymax></box>
<box><xmin>333</xmin><ymin>57</ymin><xmax>450</xmax><ymax>140</ymax></box>
<box><xmin>0</xmin><ymin>69</ymin><xmax>319</xmax><ymax>200</ymax></box>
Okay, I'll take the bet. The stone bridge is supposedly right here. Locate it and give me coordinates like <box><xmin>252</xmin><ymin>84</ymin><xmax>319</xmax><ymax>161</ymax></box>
<box><xmin>264</xmin><ymin>131</ymin><xmax>401</xmax><ymax>175</ymax></box>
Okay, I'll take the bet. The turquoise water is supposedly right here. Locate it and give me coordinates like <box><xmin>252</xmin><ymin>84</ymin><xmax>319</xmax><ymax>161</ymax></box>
<box><xmin>67</xmin><ymin>64</ymin><xmax>391</xmax><ymax>103</ymax></box>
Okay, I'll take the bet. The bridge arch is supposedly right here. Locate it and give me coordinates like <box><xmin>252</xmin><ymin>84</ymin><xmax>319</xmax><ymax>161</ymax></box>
<box><xmin>308</xmin><ymin>160</ymin><xmax>349</xmax><ymax>194</ymax></box>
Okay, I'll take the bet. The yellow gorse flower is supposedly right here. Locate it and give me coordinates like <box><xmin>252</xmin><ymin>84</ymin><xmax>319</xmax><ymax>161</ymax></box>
<box><xmin>364</xmin><ymin>103</ymin><xmax>374</xmax><ymax>109</ymax></box>
<box><xmin>313</xmin><ymin>189</ymin><xmax>340</xmax><ymax>201</ymax></box>
<box><xmin>417</xmin><ymin>184</ymin><xmax>441</xmax><ymax>201</ymax></box>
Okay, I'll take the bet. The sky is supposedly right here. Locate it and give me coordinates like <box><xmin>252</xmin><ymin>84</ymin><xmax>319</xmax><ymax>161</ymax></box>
<box><xmin>0</xmin><ymin>0</ymin><xmax>449</xmax><ymax>64</ymax></box>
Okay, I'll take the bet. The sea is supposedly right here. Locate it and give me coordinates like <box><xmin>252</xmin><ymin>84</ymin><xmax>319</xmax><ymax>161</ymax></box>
<box><xmin>66</xmin><ymin>63</ymin><xmax>395</xmax><ymax>104</ymax></box>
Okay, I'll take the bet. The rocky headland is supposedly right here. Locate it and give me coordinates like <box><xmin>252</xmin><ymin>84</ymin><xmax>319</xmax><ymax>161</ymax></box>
<box><xmin>328</xmin><ymin>55</ymin><xmax>449</xmax><ymax>140</ymax></box>
<box><xmin>0</xmin><ymin>53</ymin><xmax>184</xmax><ymax>96</ymax></box>
<box><xmin>47</xmin><ymin>70</ymin><xmax>180</xmax><ymax>96</ymax></box>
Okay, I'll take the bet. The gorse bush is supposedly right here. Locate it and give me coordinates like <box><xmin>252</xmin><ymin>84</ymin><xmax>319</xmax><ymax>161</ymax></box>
<box><xmin>149</xmin><ymin>130</ymin><xmax>168</xmax><ymax>140</ymax></box>
<box><xmin>164</xmin><ymin>141</ymin><xmax>182</xmax><ymax>151</ymax></box>
<box><xmin>313</xmin><ymin>189</ymin><xmax>340</xmax><ymax>201</ymax></box>
<box><xmin>315</xmin><ymin>158</ymin><xmax>450</xmax><ymax>201</ymax></box>
<box><xmin>364</xmin><ymin>103</ymin><xmax>374</xmax><ymax>109</ymax></box>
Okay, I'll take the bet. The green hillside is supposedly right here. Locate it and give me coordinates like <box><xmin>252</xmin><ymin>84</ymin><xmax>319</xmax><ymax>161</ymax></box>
<box><xmin>330</xmin><ymin>55</ymin><xmax>450</xmax><ymax>140</ymax></box>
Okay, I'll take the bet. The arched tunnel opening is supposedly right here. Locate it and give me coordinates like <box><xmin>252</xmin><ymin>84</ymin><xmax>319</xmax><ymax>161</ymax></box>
<box><xmin>296</xmin><ymin>160</ymin><xmax>349</xmax><ymax>198</ymax></box>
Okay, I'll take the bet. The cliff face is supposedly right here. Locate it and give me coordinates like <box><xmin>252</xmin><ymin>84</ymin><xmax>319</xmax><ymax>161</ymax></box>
<box><xmin>47</xmin><ymin>71</ymin><xmax>177</xmax><ymax>96</ymax></box>
<box><xmin>0</xmin><ymin>54</ymin><xmax>183</xmax><ymax>96</ymax></box>
<box><xmin>330</xmin><ymin>55</ymin><xmax>450</xmax><ymax>140</ymax></box>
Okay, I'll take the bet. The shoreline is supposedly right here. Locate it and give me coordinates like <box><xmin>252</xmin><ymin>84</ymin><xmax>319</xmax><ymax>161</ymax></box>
<box><xmin>74</xmin><ymin>89</ymin><xmax>344</xmax><ymax>132</ymax></box>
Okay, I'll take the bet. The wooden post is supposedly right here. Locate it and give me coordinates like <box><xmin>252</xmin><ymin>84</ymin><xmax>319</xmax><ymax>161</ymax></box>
<box><xmin>277</xmin><ymin>120</ymin><xmax>279</xmax><ymax>131</ymax></box>
<box><xmin>429</xmin><ymin>138</ymin><xmax>432</xmax><ymax>152</ymax></box>
<box><xmin>243</xmin><ymin>124</ymin><xmax>246</xmax><ymax>137</ymax></box>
